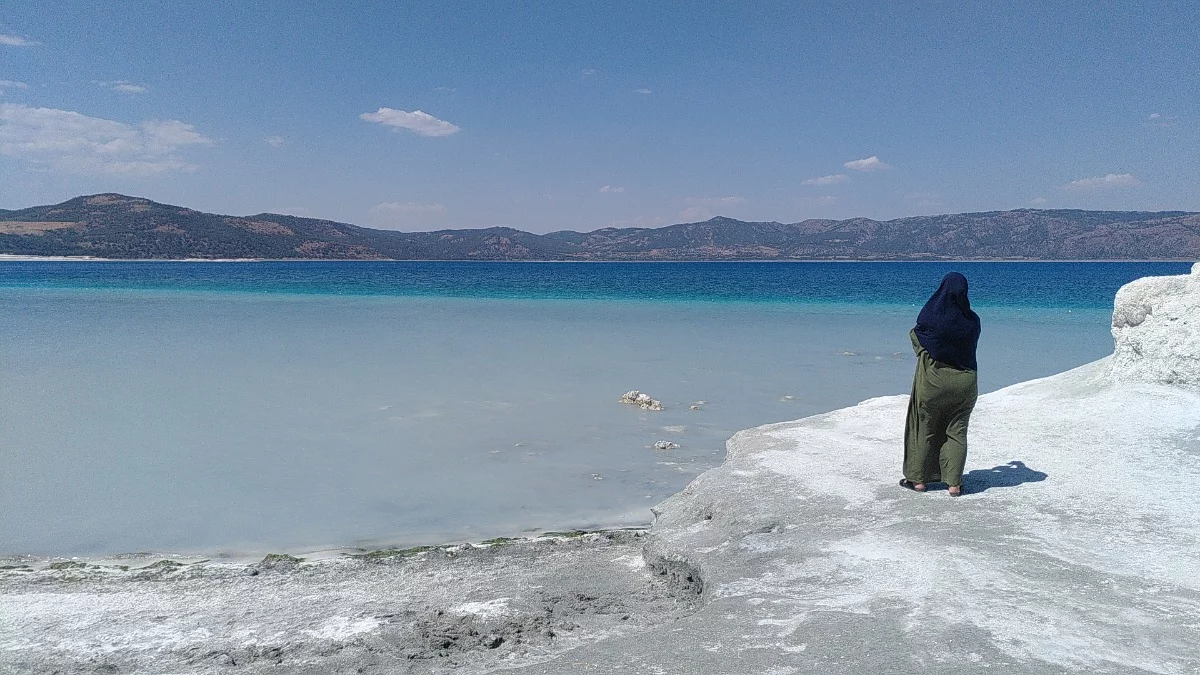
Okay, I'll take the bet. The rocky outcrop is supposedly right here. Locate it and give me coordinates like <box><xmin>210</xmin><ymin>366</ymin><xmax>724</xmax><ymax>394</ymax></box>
<box><xmin>619</xmin><ymin>391</ymin><xmax>664</xmax><ymax>411</ymax></box>
<box><xmin>1109</xmin><ymin>261</ymin><xmax>1200</xmax><ymax>389</ymax></box>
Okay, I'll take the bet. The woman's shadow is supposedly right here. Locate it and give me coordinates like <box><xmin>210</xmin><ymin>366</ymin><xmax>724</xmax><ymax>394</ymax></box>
<box><xmin>963</xmin><ymin>461</ymin><xmax>1047</xmax><ymax>494</ymax></box>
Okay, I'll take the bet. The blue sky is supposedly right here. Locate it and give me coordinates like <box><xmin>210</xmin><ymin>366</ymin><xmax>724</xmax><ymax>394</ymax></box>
<box><xmin>1</xmin><ymin>1</ymin><xmax>1197</xmax><ymax>232</ymax></box>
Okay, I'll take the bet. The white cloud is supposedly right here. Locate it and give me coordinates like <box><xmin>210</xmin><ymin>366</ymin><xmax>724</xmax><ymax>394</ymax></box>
<box><xmin>679</xmin><ymin>196</ymin><xmax>746</xmax><ymax>221</ymax></box>
<box><xmin>844</xmin><ymin>155</ymin><xmax>891</xmax><ymax>172</ymax></box>
<box><xmin>607</xmin><ymin>215</ymin><xmax>665</xmax><ymax>228</ymax></box>
<box><xmin>634</xmin><ymin>88</ymin><xmax>652</xmax><ymax>94</ymax></box>
<box><xmin>0</xmin><ymin>34</ymin><xmax>38</xmax><ymax>47</ymax></box>
<box><xmin>434</xmin><ymin>86</ymin><xmax>457</xmax><ymax>92</ymax></box>
<box><xmin>1029</xmin><ymin>197</ymin><xmax>1048</xmax><ymax>206</ymax></box>
<box><xmin>813</xmin><ymin>195</ymin><xmax>838</xmax><ymax>205</ymax></box>
<box><xmin>360</xmin><ymin>108</ymin><xmax>460</xmax><ymax>137</ymax></box>
<box><xmin>580</xmin><ymin>68</ymin><xmax>597</xmax><ymax>77</ymax></box>
<box><xmin>369</xmin><ymin>201</ymin><xmax>448</xmax><ymax>231</ymax></box>
<box><xmin>685</xmin><ymin>196</ymin><xmax>746</xmax><ymax>206</ymax></box>
<box><xmin>372</xmin><ymin>201</ymin><xmax>447</xmax><ymax>214</ymax></box>
<box><xmin>801</xmin><ymin>173</ymin><xmax>848</xmax><ymax>186</ymax></box>
<box><xmin>96</xmin><ymin>80</ymin><xmax>148</xmax><ymax>94</ymax></box>
<box><xmin>905</xmin><ymin>192</ymin><xmax>943</xmax><ymax>209</ymax></box>
<box><xmin>679</xmin><ymin>206</ymin><xmax>712</xmax><ymax>221</ymax></box>
<box><xmin>599</xmin><ymin>185</ymin><xmax>625</xmax><ymax>193</ymax></box>
<box><xmin>1146</xmin><ymin>112</ymin><xmax>1177</xmax><ymax>128</ymax></box>
<box><xmin>0</xmin><ymin>103</ymin><xmax>212</xmax><ymax>176</ymax></box>
<box><xmin>264</xmin><ymin>135</ymin><xmax>285</xmax><ymax>147</ymax></box>
<box><xmin>1061</xmin><ymin>173</ymin><xmax>1139</xmax><ymax>190</ymax></box>
<box><xmin>0</xmin><ymin>80</ymin><xmax>29</xmax><ymax>93</ymax></box>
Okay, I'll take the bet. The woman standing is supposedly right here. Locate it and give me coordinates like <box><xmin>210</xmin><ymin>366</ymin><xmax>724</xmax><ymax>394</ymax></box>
<box><xmin>900</xmin><ymin>272</ymin><xmax>981</xmax><ymax>497</ymax></box>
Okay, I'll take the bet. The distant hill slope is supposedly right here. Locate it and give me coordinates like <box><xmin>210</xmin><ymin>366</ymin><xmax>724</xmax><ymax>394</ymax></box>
<box><xmin>1</xmin><ymin>194</ymin><xmax>1197</xmax><ymax>260</ymax></box>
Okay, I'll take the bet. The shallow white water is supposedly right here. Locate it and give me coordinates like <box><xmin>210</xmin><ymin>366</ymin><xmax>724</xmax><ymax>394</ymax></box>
<box><xmin>0</xmin><ymin>290</ymin><xmax>1114</xmax><ymax>556</ymax></box>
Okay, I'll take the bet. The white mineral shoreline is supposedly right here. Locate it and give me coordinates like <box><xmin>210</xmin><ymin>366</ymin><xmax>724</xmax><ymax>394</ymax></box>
<box><xmin>2</xmin><ymin>263</ymin><xmax>1198</xmax><ymax>674</ymax></box>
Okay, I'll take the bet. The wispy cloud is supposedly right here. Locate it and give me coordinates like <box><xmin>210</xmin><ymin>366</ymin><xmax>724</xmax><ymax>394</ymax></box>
<box><xmin>372</xmin><ymin>201</ymin><xmax>447</xmax><ymax>214</ymax></box>
<box><xmin>844</xmin><ymin>155</ymin><xmax>891</xmax><ymax>172</ymax></box>
<box><xmin>1029</xmin><ymin>197</ymin><xmax>1048</xmax><ymax>206</ymax></box>
<box><xmin>0</xmin><ymin>34</ymin><xmax>38</xmax><ymax>47</ymax></box>
<box><xmin>607</xmin><ymin>215</ymin><xmax>665</xmax><ymax>228</ymax></box>
<box><xmin>1146</xmin><ymin>112</ymin><xmax>1178</xmax><ymax>128</ymax></box>
<box><xmin>0</xmin><ymin>103</ymin><xmax>212</xmax><ymax>176</ymax></box>
<box><xmin>434</xmin><ymin>86</ymin><xmax>457</xmax><ymax>92</ymax></box>
<box><xmin>813</xmin><ymin>195</ymin><xmax>838</xmax><ymax>206</ymax></box>
<box><xmin>680</xmin><ymin>196</ymin><xmax>746</xmax><ymax>221</ymax></box>
<box><xmin>905</xmin><ymin>191</ymin><xmax>943</xmax><ymax>209</ymax></box>
<box><xmin>96</xmin><ymin>80</ymin><xmax>149</xmax><ymax>94</ymax></box>
<box><xmin>1061</xmin><ymin>173</ymin><xmax>1139</xmax><ymax>190</ymax></box>
<box><xmin>634</xmin><ymin>88</ymin><xmax>652</xmax><ymax>95</ymax></box>
<box><xmin>580</xmin><ymin>68</ymin><xmax>597</xmax><ymax>78</ymax></box>
<box><xmin>801</xmin><ymin>173</ymin><xmax>848</xmax><ymax>186</ymax></box>
<box><xmin>264</xmin><ymin>135</ymin><xmax>285</xmax><ymax>147</ymax></box>
<box><xmin>369</xmin><ymin>201</ymin><xmax>448</xmax><ymax>231</ymax></box>
<box><xmin>599</xmin><ymin>185</ymin><xmax>625</xmax><ymax>193</ymax></box>
<box><xmin>0</xmin><ymin>80</ymin><xmax>29</xmax><ymax>93</ymax></box>
<box><xmin>687</xmin><ymin>196</ymin><xmax>746</xmax><ymax>206</ymax></box>
<box><xmin>360</xmin><ymin>108</ymin><xmax>460</xmax><ymax>137</ymax></box>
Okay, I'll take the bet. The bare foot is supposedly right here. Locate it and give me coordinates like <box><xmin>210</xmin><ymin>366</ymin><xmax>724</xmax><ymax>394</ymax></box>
<box><xmin>947</xmin><ymin>485</ymin><xmax>962</xmax><ymax>497</ymax></box>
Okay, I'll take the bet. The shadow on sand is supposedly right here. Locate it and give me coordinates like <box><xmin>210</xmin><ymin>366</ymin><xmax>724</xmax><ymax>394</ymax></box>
<box><xmin>962</xmin><ymin>461</ymin><xmax>1048</xmax><ymax>494</ymax></box>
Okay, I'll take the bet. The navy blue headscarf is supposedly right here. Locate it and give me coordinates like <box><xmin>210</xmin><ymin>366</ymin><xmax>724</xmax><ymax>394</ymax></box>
<box><xmin>914</xmin><ymin>272</ymin><xmax>981</xmax><ymax>371</ymax></box>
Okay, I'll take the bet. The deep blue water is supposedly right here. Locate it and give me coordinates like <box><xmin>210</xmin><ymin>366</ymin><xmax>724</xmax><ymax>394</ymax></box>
<box><xmin>0</xmin><ymin>261</ymin><xmax>1191</xmax><ymax>308</ymax></box>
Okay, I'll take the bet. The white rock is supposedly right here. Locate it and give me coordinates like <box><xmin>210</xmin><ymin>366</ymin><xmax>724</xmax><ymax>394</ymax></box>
<box><xmin>1108</xmin><ymin>261</ymin><xmax>1200</xmax><ymax>390</ymax></box>
<box><xmin>619</xmin><ymin>390</ymin><xmax>664</xmax><ymax>411</ymax></box>
<box><xmin>653</xmin><ymin>441</ymin><xmax>680</xmax><ymax>450</ymax></box>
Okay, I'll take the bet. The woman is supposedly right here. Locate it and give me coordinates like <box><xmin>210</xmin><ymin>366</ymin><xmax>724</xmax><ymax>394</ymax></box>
<box><xmin>900</xmin><ymin>272</ymin><xmax>980</xmax><ymax>497</ymax></box>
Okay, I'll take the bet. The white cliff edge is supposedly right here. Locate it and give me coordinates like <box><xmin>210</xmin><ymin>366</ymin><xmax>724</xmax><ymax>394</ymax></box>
<box><xmin>613</xmin><ymin>263</ymin><xmax>1200</xmax><ymax>674</ymax></box>
<box><xmin>1108</xmin><ymin>261</ymin><xmax>1200</xmax><ymax>389</ymax></box>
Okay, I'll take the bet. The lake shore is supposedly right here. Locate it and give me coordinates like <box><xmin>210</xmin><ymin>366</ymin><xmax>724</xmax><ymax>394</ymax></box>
<box><xmin>3</xmin><ymin>264</ymin><xmax>1197</xmax><ymax>674</ymax></box>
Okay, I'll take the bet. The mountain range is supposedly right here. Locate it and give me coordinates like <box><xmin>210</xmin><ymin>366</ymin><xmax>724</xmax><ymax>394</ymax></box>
<box><xmin>1</xmin><ymin>194</ymin><xmax>1197</xmax><ymax>260</ymax></box>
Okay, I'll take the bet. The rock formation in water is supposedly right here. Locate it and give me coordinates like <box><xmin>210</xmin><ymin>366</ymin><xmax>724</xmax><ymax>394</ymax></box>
<box><xmin>619</xmin><ymin>390</ymin><xmax>664</xmax><ymax>411</ymax></box>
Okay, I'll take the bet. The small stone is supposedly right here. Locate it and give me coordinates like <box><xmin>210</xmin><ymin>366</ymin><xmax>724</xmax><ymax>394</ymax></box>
<box><xmin>619</xmin><ymin>390</ymin><xmax>664</xmax><ymax>411</ymax></box>
<box><xmin>654</xmin><ymin>440</ymin><xmax>680</xmax><ymax>450</ymax></box>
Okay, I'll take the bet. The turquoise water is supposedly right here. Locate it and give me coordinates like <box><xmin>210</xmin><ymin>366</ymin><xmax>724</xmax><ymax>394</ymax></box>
<box><xmin>0</xmin><ymin>261</ymin><xmax>1189</xmax><ymax>307</ymax></box>
<box><xmin>0</xmin><ymin>261</ymin><xmax>1188</xmax><ymax>557</ymax></box>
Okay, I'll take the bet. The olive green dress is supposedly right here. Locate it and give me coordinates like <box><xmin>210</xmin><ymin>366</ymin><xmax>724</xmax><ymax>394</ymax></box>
<box><xmin>903</xmin><ymin>329</ymin><xmax>978</xmax><ymax>487</ymax></box>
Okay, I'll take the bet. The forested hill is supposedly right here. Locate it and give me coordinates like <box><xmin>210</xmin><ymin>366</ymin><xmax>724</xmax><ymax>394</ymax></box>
<box><xmin>1</xmin><ymin>193</ymin><xmax>1197</xmax><ymax>260</ymax></box>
